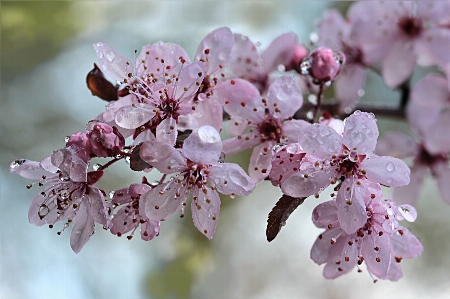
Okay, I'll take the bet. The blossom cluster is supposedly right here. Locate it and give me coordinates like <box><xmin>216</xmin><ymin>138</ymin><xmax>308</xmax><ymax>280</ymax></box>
<box><xmin>10</xmin><ymin>1</ymin><xmax>450</xmax><ymax>282</ymax></box>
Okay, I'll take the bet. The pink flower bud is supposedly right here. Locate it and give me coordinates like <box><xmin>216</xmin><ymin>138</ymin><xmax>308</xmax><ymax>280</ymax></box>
<box><xmin>301</xmin><ymin>47</ymin><xmax>345</xmax><ymax>82</ymax></box>
<box><xmin>88</xmin><ymin>123</ymin><xmax>125</xmax><ymax>157</ymax></box>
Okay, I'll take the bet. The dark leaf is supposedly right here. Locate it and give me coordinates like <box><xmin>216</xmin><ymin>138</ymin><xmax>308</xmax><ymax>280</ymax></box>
<box><xmin>86</xmin><ymin>63</ymin><xmax>118</xmax><ymax>102</ymax></box>
<box><xmin>266</xmin><ymin>194</ymin><xmax>306</xmax><ymax>242</ymax></box>
<box><xmin>130</xmin><ymin>143</ymin><xmax>152</xmax><ymax>171</ymax></box>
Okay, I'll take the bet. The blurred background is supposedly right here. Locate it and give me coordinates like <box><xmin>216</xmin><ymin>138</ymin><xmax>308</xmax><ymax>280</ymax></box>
<box><xmin>1</xmin><ymin>1</ymin><xmax>449</xmax><ymax>299</ymax></box>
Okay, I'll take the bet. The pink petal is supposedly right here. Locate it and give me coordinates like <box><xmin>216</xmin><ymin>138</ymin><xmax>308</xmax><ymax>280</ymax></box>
<box><xmin>226</xmin><ymin>116</ymin><xmax>249</xmax><ymax>136</ymax></box>
<box><xmin>70</xmin><ymin>200</ymin><xmax>95</xmax><ymax>254</ymax></box>
<box><xmin>298</xmin><ymin>123</ymin><xmax>342</xmax><ymax>159</ymax></box>
<box><xmin>110</xmin><ymin>206</ymin><xmax>137</xmax><ymax>236</ymax></box>
<box><xmin>222</xmin><ymin>133</ymin><xmax>260</xmax><ymax>156</ymax></box>
<box><xmin>215</xmin><ymin>79</ymin><xmax>264</xmax><ymax>123</ymax></box>
<box><xmin>141</xmin><ymin>42</ymin><xmax>191</xmax><ymax>76</ymax></box>
<box><xmin>385</xmin><ymin>259</ymin><xmax>403</xmax><ymax>281</ymax></box>
<box><xmin>362</xmin><ymin>232</ymin><xmax>392</xmax><ymax>279</ymax></box>
<box><xmin>390</xmin><ymin>227</ymin><xmax>423</xmax><ymax>259</ymax></box>
<box><xmin>334</xmin><ymin>64</ymin><xmax>366</xmax><ymax>113</ymax></box>
<box><xmin>10</xmin><ymin>158</ymin><xmax>55</xmax><ymax>180</ymax></box>
<box><xmin>424</xmin><ymin>109</ymin><xmax>450</xmax><ymax>155</ymax></box>
<box><xmin>248</xmin><ymin>141</ymin><xmax>276</xmax><ymax>183</ymax></box>
<box><xmin>311</xmin><ymin>200</ymin><xmax>338</xmax><ymax>229</ymax></box>
<box><xmin>51</xmin><ymin>148</ymin><xmax>87</xmax><ymax>183</ymax></box>
<box><xmin>115</xmin><ymin>104</ymin><xmax>155</xmax><ymax>129</ymax></box>
<box><xmin>208</xmin><ymin>163</ymin><xmax>255</xmax><ymax>196</ymax></box>
<box><xmin>280</xmin><ymin>119</ymin><xmax>310</xmax><ymax>143</ymax></box>
<box><xmin>93</xmin><ymin>42</ymin><xmax>132</xmax><ymax>82</ymax></box>
<box><xmin>281</xmin><ymin>163</ymin><xmax>334</xmax><ymax>198</ymax></box>
<box><xmin>337</xmin><ymin>178</ymin><xmax>367</xmax><ymax>234</ymax></box>
<box><xmin>318</xmin><ymin>9</ymin><xmax>349</xmax><ymax>51</ymax></box>
<box><xmin>323</xmin><ymin>235</ymin><xmax>358</xmax><ymax>279</ymax></box>
<box><xmin>416</xmin><ymin>28</ymin><xmax>450</xmax><ymax>66</ymax></box>
<box><xmin>195</xmin><ymin>27</ymin><xmax>233</xmax><ymax>74</ymax></box>
<box><xmin>433</xmin><ymin>161</ymin><xmax>450</xmax><ymax>204</ymax></box>
<box><xmin>191</xmin><ymin>186</ymin><xmax>221</xmax><ymax>239</ymax></box>
<box><xmin>229</xmin><ymin>34</ymin><xmax>260</xmax><ymax>79</ymax></box>
<box><xmin>396</xmin><ymin>204</ymin><xmax>417</xmax><ymax>222</ymax></box>
<box><xmin>375</xmin><ymin>132</ymin><xmax>418</xmax><ymax>159</ymax></box>
<box><xmin>140</xmin><ymin>141</ymin><xmax>186</xmax><ymax>174</ymax></box>
<box><xmin>142</xmin><ymin>180</ymin><xmax>188</xmax><ymax>221</ymax></box>
<box><xmin>182</xmin><ymin>125</ymin><xmax>223</xmax><ymax>164</ymax></box>
<box><xmin>361</xmin><ymin>155</ymin><xmax>410</xmax><ymax>186</ymax></box>
<box><xmin>262</xmin><ymin>32</ymin><xmax>297</xmax><ymax>73</ymax></box>
<box><xmin>310</xmin><ymin>227</ymin><xmax>344</xmax><ymax>265</ymax></box>
<box><xmin>382</xmin><ymin>39</ymin><xmax>416</xmax><ymax>88</ymax></box>
<box><xmin>87</xmin><ymin>186</ymin><xmax>110</xmax><ymax>226</ymax></box>
<box><xmin>342</xmin><ymin>111</ymin><xmax>379</xmax><ymax>155</ymax></box>
<box><xmin>156</xmin><ymin>117</ymin><xmax>177</xmax><ymax>146</ymax></box>
<box><xmin>266</xmin><ymin>75</ymin><xmax>303</xmax><ymax>119</ymax></box>
<box><xmin>269</xmin><ymin>143</ymin><xmax>305</xmax><ymax>187</ymax></box>
<box><xmin>179</xmin><ymin>97</ymin><xmax>223</xmax><ymax>132</ymax></box>
<box><xmin>392</xmin><ymin>165</ymin><xmax>427</xmax><ymax>205</ymax></box>
<box><xmin>140</xmin><ymin>220</ymin><xmax>160</xmax><ymax>241</ymax></box>
<box><xmin>174</xmin><ymin>62</ymin><xmax>205</xmax><ymax>100</ymax></box>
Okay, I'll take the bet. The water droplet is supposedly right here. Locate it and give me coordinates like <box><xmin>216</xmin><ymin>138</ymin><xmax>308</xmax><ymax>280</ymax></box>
<box><xmin>386</xmin><ymin>162</ymin><xmax>395</xmax><ymax>172</ymax></box>
<box><xmin>106</xmin><ymin>51</ymin><xmax>115</xmax><ymax>62</ymax></box>
<box><xmin>38</xmin><ymin>204</ymin><xmax>49</xmax><ymax>219</ymax></box>
<box><xmin>74</xmin><ymin>229</ymin><xmax>81</xmax><ymax>235</ymax></box>
<box><xmin>65</xmin><ymin>136</ymin><xmax>70</xmax><ymax>143</ymax></box>
<box><xmin>10</xmin><ymin>159</ymin><xmax>26</xmax><ymax>169</ymax></box>
<box><xmin>306</xmin><ymin>110</ymin><xmax>314</xmax><ymax>120</ymax></box>
<box><xmin>309</xmin><ymin>32</ymin><xmax>319</xmax><ymax>44</ymax></box>
<box><xmin>343</xmin><ymin>206</ymin><xmax>350</xmax><ymax>212</ymax></box>
<box><xmin>169</xmin><ymin>159</ymin><xmax>175</xmax><ymax>164</ymax></box>
<box><xmin>300</xmin><ymin>58</ymin><xmax>311</xmax><ymax>75</ymax></box>
<box><xmin>308</xmin><ymin>94</ymin><xmax>317</xmax><ymax>105</ymax></box>
<box><xmin>109</xmin><ymin>190</ymin><xmax>116</xmax><ymax>199</ymax></box>
<box><xmin>59</xmin><ymin>173</ymin><xmax>70</xmax><ymax>182</ymax></box>
<box><xmin>357</xmin><ymin>89</ymin><xmax>365</xmax><ymax>97</ymax></box>
<box><xmin>386</xmin><ymin>178</ymin><xmax>393</xmax><ymax>184</ymax></box>
<box><xmin>150</xmin><ymin>181</ymin><xmax>159</xmax><ymax>187</ymax></box>
<box><xmin>333</xmin><ymin>51</ymin><xmax>345</xmax><ymax>65</ymax></box>
<box><xmin>93</xmin><ymin>163</ymin><xmax>102</xmax><ymax>171</ymax></box>
<box><xmin>218</xmin><ymin>152</ymin><xmax>226</xmax><ymax>163</ymax></box>
<box><xmin>125</xmin><ymin>156</ymin><xmax>131</xmax><ymax>164</ymax></box>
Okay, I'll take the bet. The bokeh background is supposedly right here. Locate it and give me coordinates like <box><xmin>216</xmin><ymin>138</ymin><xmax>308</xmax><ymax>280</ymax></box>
<box><xmin>1</xmin><ymin>1</ymin><xmax>449</xmax><ymax>299</ymax></box>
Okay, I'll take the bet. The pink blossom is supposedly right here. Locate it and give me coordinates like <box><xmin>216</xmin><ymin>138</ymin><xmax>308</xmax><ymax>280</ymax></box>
<box><xmin>94</xmin><ymin>41</ymin><xmax>205</xmax><ymax>144</ymax></box>
<box><xmin>228</xmin><ymin>32</ymin><xmax>298</xmax><ymax>93</ymax></box>
<box><xmin>376</xmin><ymin>75</ymin><xmax>450</xmax><ymax>204</ymax></box>
<box><xmin>348</xmin><ymin>1</ymin><xmax>450</xmax><ymax>88</ymax></box>
<box><xmin>215</xmin><ymin>75</ymin><xmax>307</xmax><ymax>182</ymax></box>
<box><xmin>179</xmin><ymin>27</ymin><xmax>234</xmax><ymax>131</ymax></box>
<box><xmin>311</xmin><ymin>186</ymin><xmax>423</xmax><ymax>280</ymax></box>
<box><xmin>110</xmin><ymin>184</ymin><xmax>160</xmax><ymax>241</ymax></box>
<box><xmin>317</xmin><ymin>9</ymin><xmax>367</xmax><ymax>112</ymax></box>
<box><xmin>301</xmin><ymin>47</ymin><xmax>344</xmax><ymax>83</ymax></box>
<box><xmin>138</xmin><ymin>126</ymin><xmax>255</xmax><ymax>239</ymax></box>
<box><xmin>271</xmin><ymin>111</ymin><xmax>410</xmax><ymax>233</ymax></box>
<box><xmin>10</xmin><ymin>147</ymin><xmax>111</xmax><ymax>253</ymax></box>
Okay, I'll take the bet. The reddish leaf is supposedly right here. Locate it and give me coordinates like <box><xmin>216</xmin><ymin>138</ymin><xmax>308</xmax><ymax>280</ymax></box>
<box><xmin>86</xmin><ymin>63</ymin><xmax>119</xmax><ymax>102</ymax></box>
<box><xmin>130</xmin><ymin>143</ymin><xmax>152</xmax><ymax>171</ymax></box>
<box><xmin>266</xmin><ymin>194</ymin><xmax>306</xmax><ymax>242</ymax></box>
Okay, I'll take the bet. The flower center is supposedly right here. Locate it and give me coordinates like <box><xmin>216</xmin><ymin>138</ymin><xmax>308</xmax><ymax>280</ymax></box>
<box><xmin>257</xmin><ymin>116</ymin><xmax>282</xmax><ymax>142</ymax></box>
<box><xmin>398</xmin><ymin>17</ymin><xmax>423</xmax><ymax>37</ymax></box>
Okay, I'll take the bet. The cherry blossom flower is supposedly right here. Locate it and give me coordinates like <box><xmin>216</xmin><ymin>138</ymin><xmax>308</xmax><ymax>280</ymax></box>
<box><xmin>300</xmin><ymin>47</ymin><xmax>345</xmax><ymax>83</ymax></box>
<box><xmin>376</xmin><ymin>75</ymin><xmax>450</xmax><ymax>205</ymax></box>
<box><xmin>271</xmin><ymin>111</ymin><xmax>411</xmax><ymax>233</ymax></box>
<box><xmin>66</xmin><ymin>121</ymin><xmax>125</xmax><ymax>160</ymax></box>
<box><xmin>311</xmin><ymin>184</ymin><xmax>423</xmax><ymax>281</ymax></box>
<box><xmin>179</xmin><ymin>27</ymin><xmax>234</xmax><ymax>131</ymax></box>
<box><xmin>317</xmin><ymin>9</ymin><xmax>368</xmax><ymax>112</ymax></box>
<box><xmin>94</xmin><ymin>41</ymin><xmax>205</xmax><ymax>144</ymax></box>
<box><xmin>348</xmin><ymin>0</ymin><xmax>450</xmax><ymax>88</ymax></box>
<box><xmin>110</xmin><ymin>184</ymin><xmax>160</xmax><ymax>241</ymax></box>
<box><xmin>228</xmin><ymin>32</ymin><xmax>298</xmax><ymax>93</ymax></box>
<box><xmin>215</xmin><ymin>75</ymin><xmax>307</xmax><ymax>182</ymax></box>
<box><xmin>138</xmin><ymin>126</ymin><xmax>255</xmax><ymax>239</ymax></box>
<box><xmin>10</xmin><ymin>147</ymin><xmax>111</xmax><ymax>253</ymax></box>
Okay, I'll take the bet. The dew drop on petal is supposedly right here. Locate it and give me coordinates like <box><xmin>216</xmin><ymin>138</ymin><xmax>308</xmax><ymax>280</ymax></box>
<box><xmin>308</xmin><ymin>94</ymin><xmax>317</xmax><ymax>105</ymax></box>
<box><xmin>300</xmin><ymin>58</ymin><xmax>312</xmax><ymax>75</ymax></box>
<box><xmin>109</xmin><ymin>190</ymin><xmax>115</xmax><ymax>199</ymax></box>
<box><xmin>93</xmin><ymin>163</ymin><xmax>102</xmax><ymax>171</ymax></box>
<box><xmin>386</xmin><ymin>178</ymin><xmax>393</xmax><ymax>184</ymax></box>
<box><xmin>65</xmin><ymin>136</ymin><xmax>70</xmax><ymax>143</ymax></box>
<box><xmin>357</xmin><ymin>89</ymin><xmax>365</xmax><ymax>97</ymax></box>
<box><xmin>10</xmin><ymin>159</ymin><xmax>26</xmax><ymax>169</ymax></box>
<box><xmin>38</xmin><ymin>204</ymin><xmax>50</xmax><ymax>219</ymax></box>
<box><xmin>386</xmin><ymin>162</ymin><xmax>395</xmax><ymax>172</ymax></box>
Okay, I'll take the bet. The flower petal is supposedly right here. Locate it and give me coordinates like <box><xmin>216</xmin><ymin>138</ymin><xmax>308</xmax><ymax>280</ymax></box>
<box><xmin>392</xmin><ymin>165</ymin><xmax>427</xmax><ymax>205</ymax></box>
<box><xmin>195</xmin><ymin>27</ymin><xmax>233</xmax><ymax>74</ymax></box>
<box><xmin>362</xmin><ymin>232</ymin><xmax>391</xmax><ymax>279</ymax></box>
<box><xmin>140</xmin><ymin>220</ymin><xmax>160</xmax><ymax>241</ymax></box>
<box><xmin>342</xmin><ymin>111</ymin><xmax>378</xmax><ymax>155</ymax></box>
<box><xmin>142</xmin><ymin>180</ymin><xmax>188</xmax><ymax>221</ymax></box>
<box><xmin>140</xmin><ymin>141</ymin><xmax>186</xmax><ymax>174</ymax></box>
<box><xmin>115</xmin><ymin>104</ymin><xmax>155</xmax><ymax>129</ymax></box>
<box><xmin>361</xmin><ymin>155</ymin><xmax>410</xmax><ymax>187</ymax></box>
<box><xmin>433</xmin><ymin>161</ymin><xmax>450</xmax><ymax>204</ymax></box>
<box><xmin>191</xmin><ymin>186</ymin><xmax>220</xmax><ymax>239</ymax></box>
<box><xmin>208</xmin><ymin>163</ymin><xmax>255</xmax><ymax>196</ymax></box>
<box><xmin>323</xmin><ymin>235</ymin><xmax>358</xmax><ymax>279</ymax></box>
<box><xmin>269</xmin><ymin>144</ymin><xmax>305</xmax><ymax>187</ymax></box>
<box><xmin>312</xmin><ymin>200</ymin><xmax>338</xmax><ymax>229</ymax></box>
<box><xmin>337</xmin><ymin>178</ymin><xmax>367</xmax><ymax>234</ymax></box>
<box><xmin>335</xmin><ymin>65</ymin><xmax>366</xmax><ymax>113</ymax></box>
<box><xmin>266</xmin><ymin>75</ymin><xmax>303</xmax><ymax>119</ymax></box>
<box><xmin>298</xmin><ymin>123</ymin><xmax>342</xmax><ymax>159</ymax></box>
<box><xmin>222</xmin><ymin>132</ymin><xmax>260</xmax><ymax>156</ymax></box>
<box><xmin>262</xmin><ymin>32</ymin><xmax>297</xmax><ymax>73</ymax></box>
<box><xmin>182</xmin><ymin>125</ymin><xmax>223</xmax><ymax>165</ymax></box>
<box><xmin>248</xmin><ymin>141</ymin><xmax>276</xmax><ymax>183</ymax></box>
<box><xmin>174</xmin><ymin>62</ymin><xmax>205</xmax><ymax>100</ymax></box>
<box><xmin>156</xmin><ymin>117</ymin><xmax>177</xmax><ymax>146</ymax></box>
<box><xmin>280</xmin><ymin>119</ymin><xmax>310</xmax><ymax>143</ymax></box>
<box><xmin>93</xmin><ymin>42</ymin><xmax>132</xmax><ymax>82</ymax></box>
<box><xmin>70</xmin><ymin>200</ymin><xmax>95</xmax><ymax>254</ymax></box>
<box><xmin>375</xmin><ymin>132</ymin><xmax>418</xmax><ymax>159</ymax></box>
<box><xmin>382</xmin><ymin>39</ymin><xmax>416</xmax><ymax>88</ymax></box>
<box><xmin>390</xmin><ymin>227</ymin><xmax>423</xmax><ymax>259</ymax></box>
<box><xmin>310</xmin><ymin>226</ymin><xmax>344</xmax><ymax>265</ymax></box>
